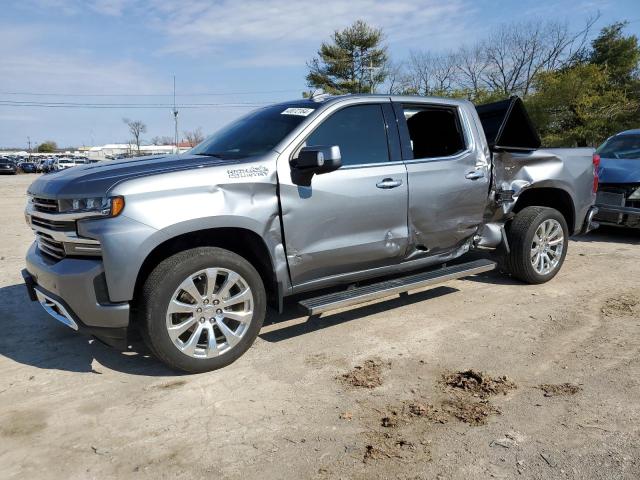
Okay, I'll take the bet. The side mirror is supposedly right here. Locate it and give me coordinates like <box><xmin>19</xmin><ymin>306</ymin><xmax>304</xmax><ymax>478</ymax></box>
<box><xmin>294</xmin><ymin>145</ymin><xmax>341</xmax><ymax>175</ymax></box>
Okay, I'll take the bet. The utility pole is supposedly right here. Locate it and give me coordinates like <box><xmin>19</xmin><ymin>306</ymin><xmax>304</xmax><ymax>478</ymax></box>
<box><xmin>363</xmin><ymin>56</ymin><xmax>378</xmax><ymax>94</ymax></box>
<box><xmin>172</xmin><ymin>76</ymin><xmax>179</xmax><ymax>154</ymax></box>
<box><xmin>27</xmin><ymin>136</ymin><xmax>32</xmax><ymax>158</ymax></box>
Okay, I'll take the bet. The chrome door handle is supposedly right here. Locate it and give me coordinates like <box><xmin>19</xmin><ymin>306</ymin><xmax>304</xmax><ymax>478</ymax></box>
<box><xmin>376</xmin><ymin>178</ymin><xmax>403</xmax><ymax>189</ymax></box>
<box><xmin>465</xmin><ymin>170</ymin><xmax>485</xmax><ymax>180</ymax></box>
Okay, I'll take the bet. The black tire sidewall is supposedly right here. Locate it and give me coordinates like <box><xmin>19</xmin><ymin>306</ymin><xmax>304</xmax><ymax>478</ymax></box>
<box><xmin>143</xmin><ymin>247</ymin><xmax>266</xmax><ymax>373</ymax></box>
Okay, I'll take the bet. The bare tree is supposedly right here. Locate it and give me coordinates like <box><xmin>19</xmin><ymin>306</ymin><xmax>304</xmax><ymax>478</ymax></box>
<box><xmin>384</xmin><ymin>61</ymin><xmax>407</xmax><ymax>94</ymax></box>
<box><xmin>183</xmin><ymin>128</ymin><xmax>205</xmax><ymax>148</ymax></box>
<box><xmin>397</xmin><ymin>16</ymin><xmax>599</xmax><ymax>101</ymax></box>
<box><xmin>457</xmin><ymin>44</ymin><xmax>489</xmax><ymax>97</ymax></box>
<box><xmin>483</xmin><ymin>16</ymin><xmax>599</xmax><ymax>97</ymax></box>
<box><xmin>123</xmin><ymin>118</ymin><xmax>147</xmax><ymax>155</ymax></box>
<box><xmin>405</xmin><ymin>51</ymin><xmax>459</xmax><ymax>96</ymax></box>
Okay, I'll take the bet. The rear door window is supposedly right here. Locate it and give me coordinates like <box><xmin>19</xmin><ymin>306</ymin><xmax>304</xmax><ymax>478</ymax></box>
<box><xmin>401</xmin><ymin>105</ymin><xmax>466</xmax><ymax>159</ymax></box>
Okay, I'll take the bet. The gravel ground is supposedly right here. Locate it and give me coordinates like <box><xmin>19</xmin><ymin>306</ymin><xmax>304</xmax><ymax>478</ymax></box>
<box><xmin>1</xmin><ymin>173</ymin><xmax>639</xmax><ymax>479</ymax></box>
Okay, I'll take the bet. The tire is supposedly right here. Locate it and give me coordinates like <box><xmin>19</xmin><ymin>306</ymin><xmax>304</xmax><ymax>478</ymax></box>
<box><xmin>140</xmin><ymin>247</ymin><xmax>266</xmax><ymax>373</ymax></box>
<box><xmin>504</xmin><ymin>206</ymin><xmax>569</xmax><ymax>284</ymax></box>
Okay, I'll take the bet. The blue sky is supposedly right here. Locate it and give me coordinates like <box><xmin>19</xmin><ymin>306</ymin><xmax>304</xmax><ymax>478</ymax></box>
<box><xmin>1</xmin><ymin>0</ymin><xmax>639</xmax><ymax>148</ymax></box>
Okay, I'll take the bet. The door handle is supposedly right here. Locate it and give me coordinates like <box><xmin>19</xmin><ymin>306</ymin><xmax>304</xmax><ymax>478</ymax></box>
<box><xmin>465</xmin><ymin>170</ymin><xmax>485</xmax><ymax>180</ymax></box>
<box><xmin>376</xmin><ymin>178</ymin><xmax>403</xmax><ymax>189</ymax></box>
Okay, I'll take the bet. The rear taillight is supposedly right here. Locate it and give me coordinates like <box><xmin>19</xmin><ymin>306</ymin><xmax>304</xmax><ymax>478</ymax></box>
<box><xmin>592</xmin><ymin>153</ymin><xmax>600</xmax><ymax>193</ymax></box>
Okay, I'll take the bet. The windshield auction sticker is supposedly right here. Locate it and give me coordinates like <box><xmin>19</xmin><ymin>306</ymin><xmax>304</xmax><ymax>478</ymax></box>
<box><xmin>281</xmin><ymin>108</ymin><xmax>314</xmax><ymax>116</ymax></box>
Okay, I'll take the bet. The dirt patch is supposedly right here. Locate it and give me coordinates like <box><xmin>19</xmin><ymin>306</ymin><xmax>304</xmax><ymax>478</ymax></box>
<box><xmin>340</xmin><ymin>359</ymin><xmax>389</xmax><ymax>389</ymax></box>
<box><xmin>602</xmin><ymin>293</ymin><xmax>639</xmax><ymax>317</ymax></box>
<box><xmin>441</xmin><ymin>370</ymin><xmax>517</xmax><ymax>398</ymax></box>
<box><xmin>442</xmin><ymin>398</ymin><xmax>500</xmax><ymax>426</ymax></box>
<box><xmin>537</xmin><ymin>383</ymin><xmax>582</xmax><ymax>397</ymax></box>
<box><xmin>153</xmin><ymin>380</ymin><xmax>187</xmax><ymax>390</ymax></box>
<box><xmin>0</xmin><ymin>410</ymin><xmax>48</xmax><ymax>437</ymax></box>
<box><xmin>362</xmin><ymin>431</ymin><xmax>430</xmax><ymax>464</ymax></box>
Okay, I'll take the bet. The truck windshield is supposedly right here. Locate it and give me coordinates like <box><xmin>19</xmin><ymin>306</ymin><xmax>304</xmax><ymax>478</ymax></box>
<box><xmin>597</xmin><ymin>134</ymin><xmax>640</xmax><ymax>160</ymax></box>
<box><xmin>190</xmin><ymin>104</ymin><xmax>318</xmax><ymax>159</ymax></box>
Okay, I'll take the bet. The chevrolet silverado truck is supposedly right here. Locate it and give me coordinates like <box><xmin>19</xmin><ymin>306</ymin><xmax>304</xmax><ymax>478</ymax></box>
<box><xmin>22</xmin><ymin>94</ymin><xmax>599</xmax><ymax>373</ymax></box>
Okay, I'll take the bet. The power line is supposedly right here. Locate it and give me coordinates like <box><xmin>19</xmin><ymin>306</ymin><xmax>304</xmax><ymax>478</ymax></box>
<box><xmin>0</xmin><ymin>88</ymin><xmax>299</xmax><ymax>97</ymax></box>
<box><xmin>0</xmin><ymin>100</ymin><xmax>269</xmax><ymax>109</ymax></box>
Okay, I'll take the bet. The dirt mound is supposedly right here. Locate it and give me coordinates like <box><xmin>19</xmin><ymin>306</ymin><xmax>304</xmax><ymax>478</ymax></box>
<box><xmin>537</xmin><ymin>383</ymin><xmax>582</xmax><ymax>397</ymax></box>
<box><xmin>442</xmin><ymin>370</ymin><xmax>517</xmax><ymax>398</ymax></box>
<box><xmin>340</xmin><ymin>359</ymin><xmax>388</xmax><ymax>389</ymax></box>
<box><xmin>442</xmin><ymin>398</ymin><xmax>500</xmax><ymax>426</ymax></box>
<box><xmin>602</xmin><ymin>293</ymin><xmax>639</xmax><ymax>317</ymax></box>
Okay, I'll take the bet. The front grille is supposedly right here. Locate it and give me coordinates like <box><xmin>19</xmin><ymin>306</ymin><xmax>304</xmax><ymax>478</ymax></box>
<box><xmin>31</xmin><ymin>216</ymin><xmax>75</xmax><ymax>232</ymax></box>
<box><xmin>35</xmin><ymin>232</ymin><xmax>65</xmax><ymax>260</ymax></box>
<box><xmin>32</xmin><ymin>197</ymin><xmax>59</xmax><ymax>213</ymax></box>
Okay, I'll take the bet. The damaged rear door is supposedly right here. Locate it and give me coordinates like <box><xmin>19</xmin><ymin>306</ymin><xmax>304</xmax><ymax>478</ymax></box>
<box><xmin>278</xmin><ymin>101</ymin><xmax>409</xmax><ymax>287</ymax></box>
<box><xmin>394</xmin><ymin>101</ymin><xmax>490</xmax><ymax>256</ymax></box>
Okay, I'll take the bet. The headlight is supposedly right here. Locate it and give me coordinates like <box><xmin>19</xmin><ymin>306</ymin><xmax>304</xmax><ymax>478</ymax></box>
<box><xmin>629</xmin><ymin>188</ymin><xmax>640</xmax><ymax>200</ymax></box>
<box><xmin>58</xmin><ymin>196</ymin><xmax>125</xmax><ymax>217</ymax></box>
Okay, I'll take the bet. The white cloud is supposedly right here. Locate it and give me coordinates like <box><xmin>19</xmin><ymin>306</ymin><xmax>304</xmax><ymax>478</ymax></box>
<box><xmin>18</xmin><ymin>0</ymin><xmax>478</xmax><ymax>66</ymax></box>
<box><xmin>146</xmin><ymin>0</ymin><xmax>475</xmax><ymax>64</ymax></box>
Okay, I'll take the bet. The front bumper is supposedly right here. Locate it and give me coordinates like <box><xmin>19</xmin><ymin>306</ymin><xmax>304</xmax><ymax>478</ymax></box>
<box><xmin>595</xmin><ymin>204</ymin><xmax>640</xmax><ymax>228</ymax></box>
<box><xmin>23</xmin><ymin>243</ymin><xmax>130</xmax><ymax>348</ymax></box>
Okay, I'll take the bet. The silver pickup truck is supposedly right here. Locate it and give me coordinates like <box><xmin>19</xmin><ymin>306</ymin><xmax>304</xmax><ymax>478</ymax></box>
<box><xmin>22</xmin><ymin>94</ymin><xmax>598</xmax><ymax>372</ymax></box>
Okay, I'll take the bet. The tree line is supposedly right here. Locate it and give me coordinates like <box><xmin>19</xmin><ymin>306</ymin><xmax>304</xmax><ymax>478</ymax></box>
<box><xmin>306</xmin><ymin>18</ymin><xmax>640</xmax><ymax>147</ymax></box>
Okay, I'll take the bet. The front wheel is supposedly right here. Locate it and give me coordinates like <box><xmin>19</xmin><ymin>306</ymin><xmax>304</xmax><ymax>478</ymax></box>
<box><xmin>504</xmin><ymin>206</ymin><xmax>569</xmax><ymax>284</ymax></box>
<box><xmin>140</xmin><ymin>247</ymin><xmax>266</xmax><ymax>373</ymax></box>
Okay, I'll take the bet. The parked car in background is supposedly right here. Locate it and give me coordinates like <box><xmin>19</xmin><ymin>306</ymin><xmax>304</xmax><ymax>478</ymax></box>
<box><xmin>52</xmin><ymin>158</ymin><xmax>76</xmax><ymax>172</ymax></box>
<box><xmin>594</xmin><ymin>129</ymin><xmax>640</xmax><ymax>228</ymax></box>
<box><xmin>19</xmin><ymin>162</ymin><xmax>38</xmax><ymax>173</ymax></box>
<box><xmin>0</xmin><ymin>158</ymin><xmax>17</xmax><ymax>175</ymax></box>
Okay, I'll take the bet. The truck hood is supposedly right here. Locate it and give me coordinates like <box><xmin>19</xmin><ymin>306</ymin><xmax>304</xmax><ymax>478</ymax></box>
<box><xmin>28</xmin><ymin>154</ymin><xmax>242</xmax><ymax>198</ymax></box>
<box><xmin>598</xmin><ymin>157</ymin><xmax>640</xmax><ymax>184</ymax></box>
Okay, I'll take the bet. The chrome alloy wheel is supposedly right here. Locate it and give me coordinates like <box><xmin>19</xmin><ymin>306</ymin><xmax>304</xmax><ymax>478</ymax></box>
<box><xmin>165</xmin><ymin>268</ymin><xmax>254</xmax><ymax>358</ymax></box>
<box><xmin>530</xmin><ymin>219</ymin><xmax>564</xmax><ymax>275</ymax></box>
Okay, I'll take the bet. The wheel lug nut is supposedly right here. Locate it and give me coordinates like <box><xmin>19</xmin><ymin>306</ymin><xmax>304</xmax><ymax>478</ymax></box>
<box><xmin>209</xmin><ymin>318</ymin><xmax>214</xmax><ymax>323</ymax></box>
<box><xmin>213</xmin><ymin>300</ymin><xmax>219</xmax><ymax>305</ymax></box>
<box><xmin>199</xmin><ymin>317</ymin><xmax>205</xmax><ymax>323</ymax></box>
<box><xmin>197</xmin><ymin>308</ymin><xmax>202</xmax><ymax>313</ymax></box>
<box><xmin>216</xmin><ymin>309</ymin><xmax>222</xmax><ymax>314</ymax></box>
<box><xmin>203</xmin><ymin>299</ymin><xmax>209</xmax><ymax>304</ymax></box>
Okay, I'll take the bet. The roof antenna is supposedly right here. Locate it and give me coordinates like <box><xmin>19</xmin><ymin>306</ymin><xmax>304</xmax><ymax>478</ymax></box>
<box><xmin>309</xmin><ymin>88</ymin><xmax>330</xmax><ymax>102</ymax></box>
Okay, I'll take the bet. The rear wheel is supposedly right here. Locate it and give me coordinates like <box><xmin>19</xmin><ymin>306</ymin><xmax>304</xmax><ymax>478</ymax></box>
<box><xmin>141</xmin><ymin>247</ymin><xmax>266</xmax><ymax>373</ymax></box>
<box><xmin>505</xmin><ymin>206</ymin><xmax>569</xmax><ymax>284</ymax></box>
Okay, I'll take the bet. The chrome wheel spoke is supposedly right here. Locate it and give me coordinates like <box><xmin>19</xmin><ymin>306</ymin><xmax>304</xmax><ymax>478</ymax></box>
<box><xmin>167</xmin><ymin>299</ymin><xmax>197</xmax><ymax>315</ymax></box>
<box><xmin>216</xmin><ymin>318</ymin><xmax>241</xmax><ymax>347</ymax></box>
<box><xmin>179</xmin><ymin>276</ymin><xmax>203</xmax><ymax>303</ymax></box>
<box><xmin>205</xmin><ymin>268</ymin><xmax>219</xmax><ymax>299</ymax></box>
<box><xmin>222</xmin><ymin>310</ymin><xmax>252</xmax><ymax>324</ymax></box>
<box><xmin>181</xmin><ymin>323</ymin><xmax>204</xmax><ymax>356</ymax></box>
<box><xmin>222</xmin><ymin>287</ymin><xmax>251</xmax><ymax>307</ymax></box>
<box><xmin>205</xmin><ymin>323</ymin><xmax>218</xmax><ymax>357</ymax></box>
<box><xmin>218</xmin><ymin>271</ymin><xmax>240</xmax><ymax>299</ymax></box>
<box><xmin>168</xmin><ymin>316</ymin><xmax>197</xmax><ymax>340</ymax></box>
<box><xmin>548</xmin><ymin>236</ymin><xmax>564</xmax><ymax>246</ymax></box>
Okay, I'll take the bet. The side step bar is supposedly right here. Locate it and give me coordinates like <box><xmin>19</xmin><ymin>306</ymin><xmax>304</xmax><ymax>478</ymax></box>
<box><xmin>299</xmin><ymin>259</ymin><xmax>497</xmax><ymax>315</ymax></box>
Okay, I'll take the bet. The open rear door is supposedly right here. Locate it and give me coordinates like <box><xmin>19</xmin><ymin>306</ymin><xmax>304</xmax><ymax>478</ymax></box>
<box><xmin>475</xmin><ymin>96</ymin><xmax>541</xmax><ymax>151</ymax></box>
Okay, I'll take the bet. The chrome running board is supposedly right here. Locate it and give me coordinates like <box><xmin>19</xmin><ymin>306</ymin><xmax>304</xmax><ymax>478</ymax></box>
<box><xmin>299</xmin><ymin>259</ymin><xmax>496</xmax><ymax>315</ymax></box>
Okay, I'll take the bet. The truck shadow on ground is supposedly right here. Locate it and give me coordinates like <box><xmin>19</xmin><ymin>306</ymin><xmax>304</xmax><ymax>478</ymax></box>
<box><xmin>0</xmin><ymin>284</ymin><xmax>174</xmax><ymax>376</ymax></box>
<box><xmin>260</xmin><ymin>285</ymin><xmax>459</xmax><ymax>343</ymax></box>
<box><xmin>572</xmin><ymin>226</ymin><xmax>639</xmax><ymax>244</ymax></box>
